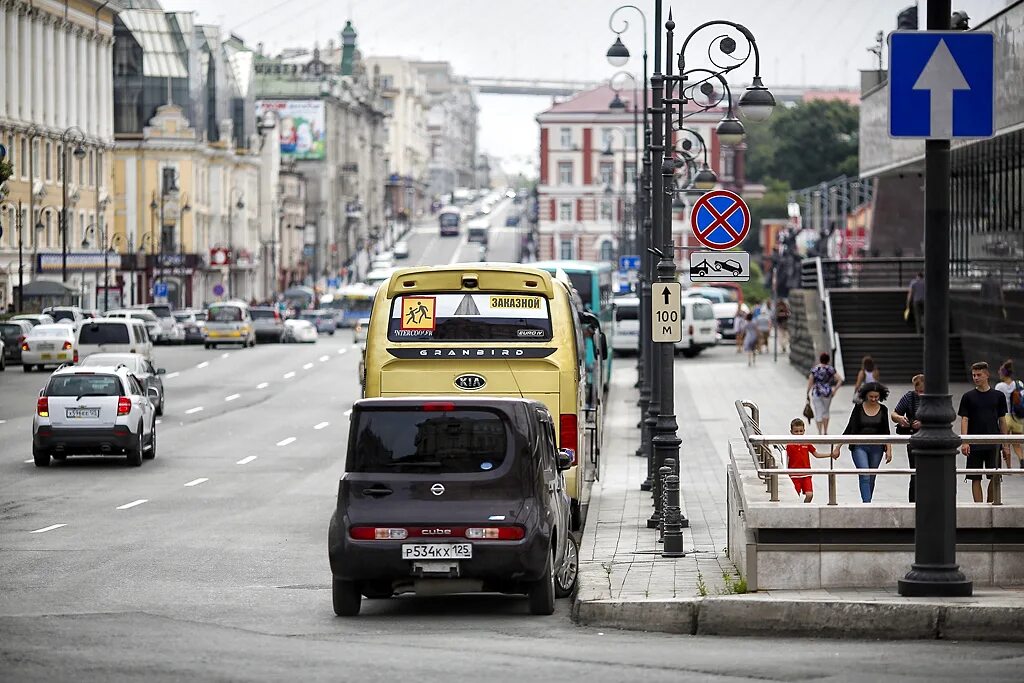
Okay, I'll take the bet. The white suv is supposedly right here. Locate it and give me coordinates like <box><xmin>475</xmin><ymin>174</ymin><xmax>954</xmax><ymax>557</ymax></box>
<box><xmin>32</xmin><ymin>365</ymin><xmax>159</xmax><ymax>467</ymax></box>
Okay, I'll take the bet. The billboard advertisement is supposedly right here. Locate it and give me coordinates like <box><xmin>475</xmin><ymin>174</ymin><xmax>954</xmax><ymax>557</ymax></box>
<box><xmin>256</xmin><ymin>100</ymin><xmax>326</xmax><ymax>160</ymax></box>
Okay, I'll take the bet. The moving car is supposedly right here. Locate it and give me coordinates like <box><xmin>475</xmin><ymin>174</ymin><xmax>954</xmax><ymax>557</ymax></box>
<box><xmin>328</xmin><ymin>397</ymin><xmax>579</xmax><ymax>616</ymax></box>
<box><xmin>365</xmin><ymin>267</ymin><xmax>398</xmax><ymax>288</ymax></box>
<box><xmin>299</xmin><ymin>310</ymin><xmax>337</xmax><ymax>335</ymax></box>
<box><xmin>139</xmin><ymin>304</ymin><xmax>185</xmax><ymax>344</ymax></box>
<box><xmin>0</xmin><ymin>319</ymin><xmax>33</xmax><ymax>365</ymax></box>
<box><xmin>393</xmin><ymin>241</ymin><xmax>410</xmax><ymax>259</ymax></box>
<box><xmin>611</xmin><ymin>296</ymin><xmax>639</xmax><ymax>355</ymax></box>
<box><xmin>32</xmin><ymin>364</ymin><xmax>159</xmax><ymax>467</ymax></box>
<box><xmin>204</xmin><ymin>301</ymin><xmax>256</xmax><ymax>349</ymax></box>
<box><xmin>684</xmin><ymin>286</ymin><xmax>748</xmax><ymax>339</ymax></box>
<box><xmin>466</xmin><ymin>218</ymin><xmax>490</xmax><ymax>245</ymax></box>
<box><xmin>250</xmin><ymin>306</ymin><xmax>286</xmax><ymax>343</ymax></box>
<box><xmin>676</xmin><ymin>296</ymin><xmax>718</xmax><ymax>358</ymax></box>
<box><xmin>173</xmin><ymin>309</ymin><xmax>206</xmax><ymax>343</ymax></box>
<box><xmin>104</xmin><ymin>309</ymin><xmax>162</xmax><ymax>342</ymax></box>
<box><xmin>12</xmin><ymin>314</ymin><xmax>55</xmax><ymax>328</ymax></box>
<box><xmin>20</xmin><ymin>324</ymin><xmax>77</xmax><ymax>371</ymax></box>
<box><xmin>43</xmin><ymin>306</ymin><xmax>85</xmax><ymax>329</ymax></box>
<box><xmin>353</xmin><ymin>317</ymin><xmax>370</xmax><ymax>346</ymax></box>
<box><xmin>79</xmin><ymin>353</ymin><xmax>166</xmax><ymax>416</ymax></box>
<box><xmin>76</xmin><ymin>318</ymin><xmax>153</xmax><ymax>361</ymax></box>
<box><xmin>284</xmin><ymin>318</ymin><xmax>318</xmax><ymax>343</ymax></box>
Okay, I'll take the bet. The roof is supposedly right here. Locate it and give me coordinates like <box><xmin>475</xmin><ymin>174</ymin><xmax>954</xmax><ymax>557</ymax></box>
<box><xmin>119</xmin><ymin>10</ymin><xmax>192</xmax><ymax>78</ymax></box>
<box><xmin>539</xmin><ymin>84</ymin><xmax>651</xmax><ymax>116</ymax></box>
<box><xmin>20</xmin><ymin>280</ymin><xmax>77</xmax><ymax>296</ymax></box>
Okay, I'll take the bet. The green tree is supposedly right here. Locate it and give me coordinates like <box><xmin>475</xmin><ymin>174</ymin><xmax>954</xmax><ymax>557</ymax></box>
<box><xmin>744</xmin><ymin>100</ymin><xmax>859</xmax><ymax>189</ymax></box>
<box><xmin>743</xmin><ymin>178</ymin><xmax>791</xmax><ymax>254</ymax></box>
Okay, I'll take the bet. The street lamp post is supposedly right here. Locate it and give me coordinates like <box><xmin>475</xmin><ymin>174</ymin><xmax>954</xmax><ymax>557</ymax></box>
<box><xmin>0</xmin><ymin>199</ymin><xmax>25</xmax><ymax>312</ymax></box>
<box><xmin>81</xmin><ymin>217</ymin><xmax>112</xmax><ymax>312</ymax></box>
<box><xmin>60</xmin><ymin>127</ymin><xmax>88</xmax><ymax>284</ymax></box>
<box><xmin>227</xmin><ymin>188</ymin><xmax>245</xmax><ymax>300</ymax></box>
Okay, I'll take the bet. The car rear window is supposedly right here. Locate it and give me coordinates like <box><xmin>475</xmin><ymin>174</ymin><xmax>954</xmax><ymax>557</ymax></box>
<box><xmin>50</xmin><ymin>310</ymin><xmax>75</xmax><ymax>321</ymax></box>
<box><xmin>148</xmin><ymin>305</ymin><xmax>172</xmax><ymax>318</ymax></box>
<box><xmin>692</xmin><ymin>302</ymin><xmax>715</xmax><ymax>320</ymax></box>
<box><xmin>0</xmin><ymin>323</ymin><xmax>24</xmax><ymax>338</ymax></box>
<box><xmin>387</xmin><ymin>293</ymin><xmax>552</xmax><ymax>342</ymax></box>
<box><xmin>348</xmin><ymin>408</ymin><xmax>508</xmax><ymax>474</ymax></box>
<box><xmin>615</xmin><ymin>304</ymin><xmax>638</xmax><ymax>322</ymax></box>
<box><xmin>47</xmin><ymin>374</ymin><xmax>122</xmax><ymax>397</ymax></box>
<box><xmin>79</xmin><ymin>323</ymin><xmax>130</xmax><ymax>344</ymax></box>
<box><xmin>250</xmin><ymin>309</ymin><xmax>277</xmax><ymax>319</ymax></box>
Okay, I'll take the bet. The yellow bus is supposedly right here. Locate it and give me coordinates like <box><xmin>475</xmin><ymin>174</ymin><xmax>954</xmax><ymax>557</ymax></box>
<box><xmin>362</xmin><ymin>264</ymin><xmax>591</xmax><ymax>528</ymax></box>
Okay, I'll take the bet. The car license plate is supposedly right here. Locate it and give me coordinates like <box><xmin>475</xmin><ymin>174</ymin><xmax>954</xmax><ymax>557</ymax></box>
<box><xmin>37</xmin><ymin>343</ymin><xmax>54</xmax><ymax>351</ymax></box>
<box><xmin>701</xmin><ymin>328</ymin><xmax>712</xmax><ymax>334</ymax></box>
<box><xmin>401</xmin><ymin>543</ymin><xmax>472</xmax><ymax>560</ymax></box>
<box><xmin>41</xmin><ymin>353</ymin><xmax>52</xmax><ymax>360</ymax></box>
<box><xmin>66</xmin><ymin>407</ymin><xmax>100</xmax><ymax>419</ymax></box>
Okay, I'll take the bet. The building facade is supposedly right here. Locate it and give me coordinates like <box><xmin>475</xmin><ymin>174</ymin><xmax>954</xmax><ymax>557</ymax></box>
<box><xmin>414</xmin><ymin>61</ymin><xmax>479</xmax><ymax>202</ymax></box>
<box><xmin>1</xmin><ymin>0</ymin><xmax>118</xmax><ymax>311</ymax></box>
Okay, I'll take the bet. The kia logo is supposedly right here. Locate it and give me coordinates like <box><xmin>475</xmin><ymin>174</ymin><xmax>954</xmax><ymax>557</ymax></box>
<box><xmin>454</xmin><ymin>373</ymin><xmax>486</xmax><ymax>391</ymax></box>
<box><xmin>430</xmin><ymin>483</ymin><xmax>445</xmax><ymax>496</ymax></box>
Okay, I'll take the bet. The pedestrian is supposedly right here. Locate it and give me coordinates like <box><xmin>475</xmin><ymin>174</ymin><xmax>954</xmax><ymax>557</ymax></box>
<box><xmin>775</xmin><ymin>299</ymin><xmax>791</xmax><ymax>353</ymax></box>
<box><xmin>756</xmin><ymin>302</ymin><xmax>772</xmax><ymax>353</ymax></box>
<box><xmin>834</xmin><ymin>382</ymin><xmax>892</xmax><ymax>503</ymax></box>
<box><xmin>891</xmin><ymin>374</ymin><xmax>925</xmax><ymax>502</ymax></box>
<box><xmin>906</xmin><ymin>271</ymin><xmax>925</xmax><ymax>334</ymax></box>
<box><xmin>994</xmin><ymin>360</ymin><xmax>1024</xmax><ymax>468</ymax></box>
<box><xmin>734</xmin><ymin>309</ymin><xmax>747</xmax><ymax>354</ymax></box>
<box><xmin>958</xmin><ymin>361</ymin><xmax>1010</xmax><ymax>503</ymax></box>
<box><xmin>742</xmin><ymin>313</ymin><xmax>759</xmax><ymax>366</ymax></box>
<box><xmin>787</xmin><ymin>417</ymin><xmax>839</xmax><ymax>503</ymax></box>
<box><xmin>806</xmin><ymin>352</ymin><xmax>843</xmax><ymax>434</ymax></box>
<box><xmin>852</xmin><ymin>356</ymin><xmax>881</xmax><ymax>404</ymax></box>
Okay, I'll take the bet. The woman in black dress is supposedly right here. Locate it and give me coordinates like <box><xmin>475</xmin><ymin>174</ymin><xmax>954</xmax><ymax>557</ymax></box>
<box><xmin>833</xmin><ymin>381</ymin><xmax>892</xmax><ymax>503</ymax></box>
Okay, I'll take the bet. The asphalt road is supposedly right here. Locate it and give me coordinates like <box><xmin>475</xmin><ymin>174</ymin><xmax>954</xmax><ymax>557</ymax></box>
<box><xmin>2</xmin><ymin>212</ymin><xmax>1022</xmax><ymax>681</ymax></box>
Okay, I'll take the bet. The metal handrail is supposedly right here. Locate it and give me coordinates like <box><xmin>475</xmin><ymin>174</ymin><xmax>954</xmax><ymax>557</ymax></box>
<box><xmin>813</xmin><ymin>256</ymin><xmax>843</xmax><ymax>373</ymax></box>
<box><xmin>750</xmin><ymin>434</ymin><xmax>1022</xmax><ymax>445</ymax></box>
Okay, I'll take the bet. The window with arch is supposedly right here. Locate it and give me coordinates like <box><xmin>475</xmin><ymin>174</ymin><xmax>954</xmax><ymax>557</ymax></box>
<box><xmin>599</xmin><ymin>240</ymin><xmax>614</xmax><ymax>261</ymax></box>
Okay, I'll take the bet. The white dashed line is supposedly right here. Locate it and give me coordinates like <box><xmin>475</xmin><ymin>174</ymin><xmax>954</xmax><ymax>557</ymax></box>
<box><xmin>276</xmin><ymin>437</ymin><xmax>296</xmax><ymax>447</ymax></box>
<box><xmin>236</xmin><ymin>455</ymin><xmax>257</xmax><ymax>465</ymax></box>
<box><xmin>185</xmin><ymin>406</ymin><xmax>204</xmax><ymax>415</ymax></box>
<box><xmin>257</xmin><ymin>382</ymin><xmax>269</xmax><ymax>389</ymax></box>
<box><xmin>303</xmin><ymin>363</ymin><xmax>314</xmax><ymax>370</ymax></box>
<box><xmin>24</xmin><ymin>459</ymin><xmax>34</xmax><ymax>464</ymax></box>
<box><xmin>116</xmin><ymin>499</ymin><xmax>148</xmax><ymax>510</ymax></box>
<box><xmin>30</xmin><ymin>524</ymin><xmax>66</xmax><ymax>534</ymax></box>
<box><xmin>283</xmin><ymin>371</ymin><xmax>295</xmax><ymax>379</ymax></box>
<box><xmin>319</xmin><ymin>355</ymin><xmax>330</xmax><ymax>362</ymax></box>
<box><xmin>155</xmin><ymin>419</ymin><xmax>162</xmax><ymax>425</ymax></box>
<box><xmin>197</xmin><ymin>361</ymin><xmax>210</xmax><ymax>369</ymax></box>
<box><xmin>343</xmin><ymin>409</ymin><xmax>353</xmax><ymax>417</ymax></box>
<box><xmin>165</xmin><ymin>372</ymin><xmax>180</xmax><ymax>379</ymax></box>
<box><xmin>313</xmin><ymin>421</ymin><xmax>329</xmax><ymax>430</ymax></box>
<box><xmin>225</xmin><ymin>394</ymin><xmax>240</xmax><ymax>402</ymax></box>
<box><xmin>0</xmin><ymin>419</ymin><xmax>7</xmax><ymax>424</ymax></box>
<box><xmin>337</xmin><ymin>348</ymin><xmax>347</xmax><ymax>355</ymax></box>
<box><xmin>221</xmin><ymin>353</ymin><xmax>230</xmax><ymax>359</ymax></box>
<box><xmin>184</xmin><ymin>478</ymin><xmax>209</xmax><ymax>487</ymax></box>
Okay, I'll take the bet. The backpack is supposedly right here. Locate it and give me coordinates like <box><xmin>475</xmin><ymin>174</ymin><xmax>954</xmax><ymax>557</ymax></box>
<box><xmin>1012</xmin><ymin>380</ymin><xmax>1024</xmax><ymax>419</ymax></box>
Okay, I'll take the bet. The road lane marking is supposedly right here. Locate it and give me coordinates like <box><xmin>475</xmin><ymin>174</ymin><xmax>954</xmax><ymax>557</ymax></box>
<box><xmin>30</xmin><ymin>524</ymin><xmax>66</xmax><ymax>534</ymax></box>
<box><xmin>0</xmin><ymin>419</ymin><xmax>7</xmax><ymax>424</ymax></box>
<box><xmin>197</xmin><ymin>361</ymin><xmax>210</xmax><ymax>369</ymax></box>
<box><xmin>185</xmin><ymin>406</ymin><xmax>204</xmax><ymax>415</ymax></box>
<box><xmin>184</xmin><ymin>478</ymin><xmax>209</xmax><ymax>487</ymax></box>
<box><xmin>257</xmin><ymin>382</ymin><xmax>269</xmax><ymax>389</ymax></box>
<box><xmin>236</xmin><ymin>456</ymin><xmax>257</xmax><ymax>465</ymax></box>
<box><xmin>166</xmin><ymin>372</ymin><xmax>180</xmax><ymax>379</ymax></box>
<box><xmin>221</xmin><ymin>353</ymin><xmax>230</xmax><ymax>358</ymax></box>
<box><xmin>319</xmin><ymin>355</ymin><xmax>329</xmax><ymax>362</ymax></box>
<box><xmin>343</xmin><ymin>409</ymin><xmax>353</xmax><ymax>417</ymax></box>
<box><xmin>303</xmin><ymin>363</ymin><xmax>314</xmax><ymax>370</ymax></box>
<box><xmin>276</xmin><ymin>437</ymin><xmax>296</xmax><ymax>447</ymax></box>
<box><xmin>24</xmin><ymin>459</ymin><xmax>34</xmax><ymax>463</ymax></box>
<box><xmin>155</xmin><ymin>419</ymin><xmax>162</xmax><ymax>425</ymax></box>
<box><xmin>116</xmin><ymin>499</ymin><xmax>148</xmax><ymax>510</ymax></box>
<box><xmin>283</xmin><ymin>371</ymin><xmax>295</xmax><ymax>379</ymax></box>
<box><xmin>225</xmin><ymin>394</ymin><xmax>240</xmax><ymax>402</ymax></box>
<box><xmin>337</xmin><ymin>348</ymin><xmax>347</xmax><ymax>355</ymax></box>
<box><xmin>313</xmin><ymin>421</ymin><xmax>329</xmax><ymax>430</ymax></box>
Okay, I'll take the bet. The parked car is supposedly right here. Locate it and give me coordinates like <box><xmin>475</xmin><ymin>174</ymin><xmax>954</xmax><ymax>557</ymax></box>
<box><xmin>393</xmin><ymin>241</ymin><xmax>410</xmax><ymax>259</ymax></box>
<box><xmin>684</xmin><ymin>286</ymin><xmax>747</xmax><ymax>339</ymax></box>
<box><xmin>79</xmin><ymin>353</ymin><xmax>166</xmax><ymax>416</ymax></box>
<box><xmin>676</xmin><ymin>296</ymin><xmax>718</xmax><ymax>358</ymax></box>
<box><xmin>20</xmin><ymin>324</ymin><xmax>78</xmax><ymax>371</ymax></box>
<box><xmin>32</xmin><ymin>364</ymin><xmax>159</xmax><ymax>467</ymax></box>
<box><xmin>81</xmin><ymin>309</ymin><xmax>102</xmax><ymax>319</ymax></box>
<box><xmin>328</xmin><ymin>397</ymin><xmax>579</xmax><ymax>616</ymax></box>
<box><xmin>42</xmin><ymin>306</ymin><xmax>85</xmax><ymax>329</ymax></box>
<box><xmin>204</xmin><ymin>301</ymin><xmax>256</xmax><ymax>349</ymax></box>
<box><xmin>173</xmin><ymin>310</ymin><xmax>206</xmax><ymax>344</ymax></box>
<box><xmin>353</xmin><ymin>317</ymin><xmax>370</xmax><ymax>346</ymax></box>
<box><xmin>11</xmin><ymin>314</ymin><xmax>55</xmax><ymax>328</ymax></box>
<box><xmin>300</xmin><ymin>310</ymin><xmax>337</xmax><ymax>335</ymax></box>
<box><xmin>250</xmin><ymin>306</ymin><xmax>286</xmax><ymax>343</ymax></box>
<box><xmin>365</xmin><ymin>267</ymin><xmax>398</xmax><ymax>288</ymax></box>
<box><xmin>0</xmin><ymin>319</ymin><xmax>34</xmax><ymax>365</ymax></box>
<box><xmin>104</xmin><ymin>309</ymin><xmax>162</xmax><ymax>342</ymax></box>
<box><xmin>137</xmin><ymin>304</ymin><xmax>185</xmax><ymax>344</ymax></box>
<box><xmin>76</xmin><ymin>318</ymin><xmax>153</xmax><ymax>361</ymax></box>
<box><xmin>611</xmin><ymin>296</ymin><xmax>639</xmax><ymax>356</ymax></box>
<box><xmin>284</xmin><ymin>318</ymin><xmax>318</xmax><ymax>343</ymax></box>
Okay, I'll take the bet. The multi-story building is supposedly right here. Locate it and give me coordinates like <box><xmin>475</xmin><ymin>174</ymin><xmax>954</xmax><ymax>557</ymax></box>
<box><xmin>365</xmin><ymin>56</ymin><xmax>430</xmax><ymax>223</ymax></box>
<box><xmin>535</xmin><ymin>84</ymin><xmax>744</xmax><ymax>263</ymax></box>
<box><xmin>414</xmin><ymin>61</ymin><xmax>479</xmax><ymax>201</ymax></box>
<box><xmin>277</xmin><ymin>165</ymin><xmax>307</xmax><ymax>289</ymax></box>
<box><xmin>0</xmin><ymin>0</ymin><xmax>118</xmax><ymax>311</ymax></box>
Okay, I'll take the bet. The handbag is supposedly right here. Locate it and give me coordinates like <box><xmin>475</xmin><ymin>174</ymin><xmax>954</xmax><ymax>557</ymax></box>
<box><xmin>803</xmin><ymin>400</ymin><xmax>814</xmax><ymax>421</ymax></box>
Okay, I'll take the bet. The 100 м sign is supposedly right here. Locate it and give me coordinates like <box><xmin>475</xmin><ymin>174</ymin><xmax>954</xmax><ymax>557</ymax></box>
<box><xmin>651</xmin><ymin>283</ymin><xmax>682</xmax><ymax>343</ymax></box>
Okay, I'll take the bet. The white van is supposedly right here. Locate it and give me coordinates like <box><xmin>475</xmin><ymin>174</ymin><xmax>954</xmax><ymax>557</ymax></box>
<box><xmin>77</xmin><ymin>318</ymin><xmax>153</xmax><ymax>361</ymax></box>
<box><xmin>611</xmin><ymin>296</ymin><xmax>640</xmax><ymax>356</ymax></box>
<box><xmin>676</xmin><ymin>296</ymin><xmax>719</xmax><ymax>358</ymax></box>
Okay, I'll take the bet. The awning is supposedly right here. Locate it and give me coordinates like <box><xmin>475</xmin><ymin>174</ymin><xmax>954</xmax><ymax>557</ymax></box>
<box><xmin>19</xmin><ymin>280</ymin><xmax>77</xmax><ymax>297</ymax></box>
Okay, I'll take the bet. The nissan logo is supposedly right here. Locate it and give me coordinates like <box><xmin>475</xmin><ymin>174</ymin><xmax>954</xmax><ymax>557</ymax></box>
<box><xmin>454</xmin><ymin>373</ymin><xmax>486</xmax><ymax>391</ymax></box>
<box><xmin>430</xmin><ymin>483</ymin><xmax>445</xmax><ymax>496</ymax></box>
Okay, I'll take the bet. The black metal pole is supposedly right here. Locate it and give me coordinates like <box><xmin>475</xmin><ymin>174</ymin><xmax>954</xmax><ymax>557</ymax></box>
<box><xmin>17</xmin><ymin>200</ymin><xmax>24</xmax><ymax>312</ymax></box>
<box><xmin>638</xmin><ymin>49</ymin><xmax>654</xmax><ymax>485</ymax></box>
<box><xmin>102</xmin><ymin>218</ymin><xmax>109</xmax><ymax>312</ymax></box>
<box><xmin>61</xmin><ymin>146</ymin><xmax>68</xmax><ymax>284</ymax></box>
<box><xmin>898</xmin><ymin>0</ymin><xmax>972</xmax><ymax>598</ymax></box>
<box><xmin>227</xmin><ymin>201</ymin><xmax>233</xmax><ymax>300</ymax></box>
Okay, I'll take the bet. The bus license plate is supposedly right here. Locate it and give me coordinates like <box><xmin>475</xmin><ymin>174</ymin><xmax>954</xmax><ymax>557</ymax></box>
<box><xmin>401</xmin><ymin>543</ymin><xmax>472</xmax><ymax>560</ymax></box>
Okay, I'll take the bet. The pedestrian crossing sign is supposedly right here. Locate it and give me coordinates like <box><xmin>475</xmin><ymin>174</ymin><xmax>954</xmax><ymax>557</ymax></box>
<box><xmin>401</xmin><ymin>296</ymin><xmax>436</xmax><ymax>331</ymax></box>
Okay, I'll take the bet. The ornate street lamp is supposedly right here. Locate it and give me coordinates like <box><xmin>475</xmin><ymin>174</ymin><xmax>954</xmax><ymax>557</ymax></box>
<box><xmin>60</xmin><ymin>127</ymin><xmax>88</xmax><ymax>284</ymax></box>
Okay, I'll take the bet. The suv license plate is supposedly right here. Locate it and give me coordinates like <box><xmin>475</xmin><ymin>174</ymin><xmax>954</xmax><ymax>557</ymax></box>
<box><xmin>66</xmin><ymin>408</ymin><xmax>100</xmax><ymax>419</ymax></box>
<box><xmin>401</xmin><ymin>543</ymin><xmax>472</xmax><ymax>560</ymax></box>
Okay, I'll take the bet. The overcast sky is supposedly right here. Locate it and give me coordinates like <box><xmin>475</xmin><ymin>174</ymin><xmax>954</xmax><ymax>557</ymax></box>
<box><xmin>164</xmin><ymin>0</ymin><xmax>1013</xmax><ymax>176</ymax></box>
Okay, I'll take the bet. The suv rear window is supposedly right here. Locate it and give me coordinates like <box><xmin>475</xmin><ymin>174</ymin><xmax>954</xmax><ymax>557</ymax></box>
<box><xmin>47</xmin><ymin>374</ymin><xmax>123</xmax><ymax>397</ymax></box>
<box><xmin>49</xmin><ymin>310</ymin><xmax>75</xmax><ymax>322</ymax></box>
<box><xmin>349</xmin><ymin>408</ymin><xmax>508</xmax><ymax>474</ymax></box>
<box><xmin>250</xmin><ymin>309</ymin><xmax>277</xmax><ymax>320</ymax></box>
<box><xmin>209</xmin><ymin>306</ymin><xmax>243</xmax><ymax>322</ymax></box>
<box><xmin>79</xmin><ymin>323</ymin><xmax>130</xmax><ymax>344</ymax></box>
<box><xmin>148</xmin><ymin>305</ymin><xmax>172</xmax><ymax>318</ymax></box>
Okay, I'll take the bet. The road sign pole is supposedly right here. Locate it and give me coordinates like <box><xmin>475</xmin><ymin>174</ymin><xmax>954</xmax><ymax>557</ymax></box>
<box><xmin>898</xmin><ymin>0</ymin><xmax>972</xmax><ymax>598</ymax></box>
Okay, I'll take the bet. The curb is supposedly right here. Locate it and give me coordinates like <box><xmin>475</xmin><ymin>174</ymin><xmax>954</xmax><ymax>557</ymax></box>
<box><xmin>572</xmin><ymin>596</ymin><xmax>1024</xmax><ymax>642</ymax></box>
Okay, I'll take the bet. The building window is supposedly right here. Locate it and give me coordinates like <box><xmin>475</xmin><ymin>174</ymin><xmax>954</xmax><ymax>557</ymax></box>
<box><xmin>31</xmin><ymin>139</ymin><xmax>40</xmax><ymax>180</ymax></box>
<box><xmin>88</xmin><ymin>151</ymin><xmax>95</xmax><ymax>187</ymax></box>
<box><xmin>560</xmin><ymin>127</ymin><xmax>572</xmax><ymax>148</ymax></box>
<box><xmin>558</xmin><ymin>201</ymin><xmax>573</xmax><ymax>222</ymax></box>
<box><xmin>600</xmin><ymin>128</ymin><xmax>613</xmax><ymax>151</ymax></box>
<box><xmin>599</xmin><ymin>162</ymin><xmax>614</xmax><ymax>187</ymax></box>
<box><xmin>625</xmin><ymin>128</ymin><xmax>637</xmax><ymax>149</ymax></box>
<box><xmin>722</xmin><ymin>149</ymin><xmax>735</xmax><ymax>179</ymax></box>
<box><xmin>45</xmin><ymin>142</ymin><xmax>52</xmax><ymax>182</ymax></box>
<box><xmin>20</xmin><ymin>137</ymin><xmax>27</xmax><ymax>178</ymax></box>
<box><xmin>560</xmin><ymin>238</ymin><xmax>574</xmax><ymax>260</ymax></box>
<box><xmin>625</xmin><ymin>165</ymin><xmax>636</xmax><ymax>186</ymax></box>
<box><xmin>97</xmin><ymin>152</ymin><xmax>104</xmax><ymax>187</ymax></box>
<box><xmin>56</xmin><ymin>145</ymin><xmax>63</xmax><ymax>182</ymax></box>
<box><xmin>558</xmin><ymin>162</ymin><xmax>573</xmax><ymax>186</ymax></box>
<box><xmin>599</xmin><ymin>200</ymin><xmax>613</xmax><ymax>221</ymax></box>
<box><xmin>599</xmin><ymin>240</ymin><xmax>614</xmax><ymax>261</ymax></box>
<box><xmin>379</xmin><ymin>75</ymin><xmax>394</xmax><ymax>90</ymax></box>
<box><xmin>77</xmin><ymin>155</ymin><xmax>84</xmax><ymax>185</ymax></box>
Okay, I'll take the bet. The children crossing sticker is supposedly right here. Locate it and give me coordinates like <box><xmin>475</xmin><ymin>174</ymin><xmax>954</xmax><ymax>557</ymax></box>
<box><xmin>400</xmin><ymin>296</ymin><xmax>436</xmax><ymax>331</ymax></box>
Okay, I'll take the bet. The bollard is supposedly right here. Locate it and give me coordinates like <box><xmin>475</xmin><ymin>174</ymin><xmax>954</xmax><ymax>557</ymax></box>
<box><xmin>657</xmin><ymin>462</ymin><xmax>672</xmax><ymax>542</ymax></box>
<box><xmin>828</xmin><ymin>458</ymin><xmax>838</xmax><ymax>506</ymax></box>
<box><xmin>992</xmin><ymin>473</ymin><xmax>1002</xmax><ymax>506</ymax></box>
<box><xmin>662</xmin><ymin>474</ymin><xmax>685</xmax><ymax>557</ymax></box>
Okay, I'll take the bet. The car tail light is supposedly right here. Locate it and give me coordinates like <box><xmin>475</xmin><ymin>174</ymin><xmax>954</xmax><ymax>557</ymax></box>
<box><xmin>349</xmin><ymin>527</ymin><xmax>408</xmax><ymax>540</ymax></box>
<box><xmin>423</xmin><ymin>401</ymin><xmax>456</xmax><ymax>412</ymax></box>
<box><xmin>117</xmin><ymin>397</ymin><xmax>132</xmax><ymax>415</ymax></box>
<box><xmin>560</xmin><ymin>413</ymin><xmax>578</xmax><ymax>454</ymax></box>
<box><xmin>689</xmin><ymin>325</ymin><xmax>694</xmax><ymax>336</ymax></box>
<box><xmin>62</xmin><ymin>340</ymin><xmax>73</xmax><ymax>350</ymax></box>
<box><xmin>73</xmin><ymin>350</ymin><xmax>79</xmax><ymax>364</ymax></box>
<box><xmin>465</xmin><ymin>526</ymin><xmax>525</xmax><ymax>540</ymax></box>
<box><xmin>21</xmin><ymin>341</ymin><xmax>29</xmax><ymax>351</ymax></box>
<box><xmin>37</xmin><ymin>397</ymin><xmax>49</xmax><ymax>417</ymax></box>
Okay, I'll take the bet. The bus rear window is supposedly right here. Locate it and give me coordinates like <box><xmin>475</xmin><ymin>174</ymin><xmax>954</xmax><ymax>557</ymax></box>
<box><xmin>387</xmin><ymin>293</ymin><xmax>552</xmax><ymax>342</ymax></box>
<box><xmin>567</xmin><ymin>272</ymin><xmax>594</xmax><ymax>308</ymax></box>
<box><xmin>348</xmin><ymin>409</ymin><xmax>508</xmax><ymax>474</ymax></box>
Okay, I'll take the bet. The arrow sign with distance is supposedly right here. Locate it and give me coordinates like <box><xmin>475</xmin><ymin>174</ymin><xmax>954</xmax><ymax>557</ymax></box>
<box><xmin>651</xmin><ymin>282</ymin><xmax>682</xmax><ymax>343</ymax></box>
<box><xmin>689</xmin><ymin>189</ymin><xmax>750</xmax><ymax>251</ymax></box>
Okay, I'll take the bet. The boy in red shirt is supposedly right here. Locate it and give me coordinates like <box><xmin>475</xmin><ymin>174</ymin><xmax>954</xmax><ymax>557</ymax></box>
<box><xmin>787</xmin><ymin>418</ymin><xmax>838</xmax><ymax>502</ymax></box>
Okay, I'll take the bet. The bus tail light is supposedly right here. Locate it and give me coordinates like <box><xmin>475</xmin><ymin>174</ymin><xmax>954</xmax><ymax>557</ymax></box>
<box><xmin>37</xmin><ymin>397</ymin><xmax>49</xmax><ymax>417</ymax></box>
<box><xmin>560</xmin><ymin>414</ymin><xmax>578</xmax><ymax>455</ymax></box>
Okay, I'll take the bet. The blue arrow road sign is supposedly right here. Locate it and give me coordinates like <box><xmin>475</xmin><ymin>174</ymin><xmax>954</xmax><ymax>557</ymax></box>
<box><xmin>153</xmin><ymin>282</ymin><xmax>168</xmax><ymax>298</ymax></box>
<box><xmin>619</xmin><ymin>255</ymin><xmax>640</xmax><ymax>271</ymax></box>
<box><xmin>889</xmin><ymin>31</ymin><xmax>994</xmax><ymax>139</ymax></box>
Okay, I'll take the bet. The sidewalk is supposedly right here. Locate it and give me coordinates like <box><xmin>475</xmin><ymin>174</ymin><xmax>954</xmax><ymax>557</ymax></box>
<box><xmin>573</xmin><ymin>344</ymin><xmax>1024</xmax><ymax>642</ymax></box>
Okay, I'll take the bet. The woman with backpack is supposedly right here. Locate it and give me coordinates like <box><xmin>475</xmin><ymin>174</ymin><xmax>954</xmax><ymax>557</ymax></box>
<box><xmin>806</xmin><ymin>352</ymin><xmax>843</xmax><ymax>434</ymax></box>
<box><xmin>995</xmin><ymin>360</ymin><xmax>1024</xmax><ymax>468</ymax></box>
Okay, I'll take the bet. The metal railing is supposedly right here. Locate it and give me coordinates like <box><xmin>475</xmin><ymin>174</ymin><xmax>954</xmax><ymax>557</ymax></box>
<box><xmin>799</xmin><ymin>256</ymin><xmax>1024</xmax><ymax>291</ymax></box>
<box><xmin>811</xmin><ymin>257</ymin><xmax>843</xmax><ymax>373</ymax></box>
